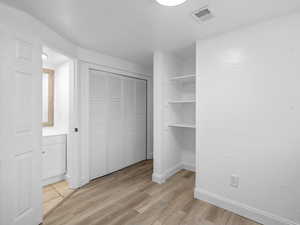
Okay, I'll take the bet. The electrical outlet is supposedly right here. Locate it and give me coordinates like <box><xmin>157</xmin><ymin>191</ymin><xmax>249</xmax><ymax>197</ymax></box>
<box><xmin>230</xmin><ymin>175</ymin><xmax>239</xmax><ymax>188</ymax></box>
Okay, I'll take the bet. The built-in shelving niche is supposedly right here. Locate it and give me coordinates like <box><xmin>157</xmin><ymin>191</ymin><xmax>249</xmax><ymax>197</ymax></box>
<box><xmin>168</xmin><ymin>72</ymin><xmax>196</xmax><ymax>129</ymax></box>
<box><xmin>153</xmin><ymin>45</ymin><xmax>196</xmax><ymax>184</ymax></box>
<box><xmin>167</xmin><ymin>71</ymin><xmax>196</xmax><ymax>173</ymax></box>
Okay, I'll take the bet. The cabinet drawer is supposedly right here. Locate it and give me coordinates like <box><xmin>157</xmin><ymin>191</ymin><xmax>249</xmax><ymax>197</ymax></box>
<box><xmin>43</xmin><ymin>135</ymin><xmax>66</xmax><ymax>146</ymax></box>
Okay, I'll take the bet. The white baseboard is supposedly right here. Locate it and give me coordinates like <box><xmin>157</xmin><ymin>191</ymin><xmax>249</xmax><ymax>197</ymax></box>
<box><xmin>164</xmin><ymin>163</ymin><xmax>182</xmax><ymax>180</ymax></box>
<box><xmin>81</xmin><ymin>176</ymin><xmax>90</xmax><ymax>187</ymax></box>
<box><xmin>182</xmin><ymin>162</ymin><xmax>195</xmax><ymax>172</ymax></box>
<box><xmin>152</xmin><ymin>163</ymin><xmax>182</xmax><ymax>184</ymax></box>
<box><xmin>152</xmin><ymin>162</ymin><xmax>195</xmax><ymax>184</ymax></box>
<box><xmin>194</xmin><ymin>188</ymin><xmax>299</xmax><ymax>225</ymax></box>
<box><xmin>43</xmin><ymin>174</ymin><xmax>66</xmax><ymax>186</ymax></box>
<box><xmin>152</xmin><ymin>173</ymin><xmax>165</xmax><ymax>184</ymax></box>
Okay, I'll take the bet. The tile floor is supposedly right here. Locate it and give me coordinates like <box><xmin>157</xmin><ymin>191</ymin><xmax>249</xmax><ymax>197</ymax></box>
<box><xmin>43</xmin><ymin>180</ymin><xmax>75</xmax><ymax>216</ymax></box>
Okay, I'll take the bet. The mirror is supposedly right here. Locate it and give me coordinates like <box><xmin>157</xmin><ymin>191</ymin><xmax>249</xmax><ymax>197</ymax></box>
<box><xmin>42</xmin><ymin>68</ymin><xmax>54</xmax><ymax>127</ymax></box>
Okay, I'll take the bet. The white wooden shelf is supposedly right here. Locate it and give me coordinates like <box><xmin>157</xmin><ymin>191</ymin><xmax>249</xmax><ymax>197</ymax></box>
<box><xmin>169</xmin><ymin>74</ymin><xmax>196</xmax><ymax>82</ymax></box>
<box><xmin>168</xmin><ymin>123</ymin><xmax>196</xmax><ymax>129</ymax></box>
<box><xmin>168</xmin><ymin>99</ymin><xmax>196</xmax><ymax>104</ymax></box>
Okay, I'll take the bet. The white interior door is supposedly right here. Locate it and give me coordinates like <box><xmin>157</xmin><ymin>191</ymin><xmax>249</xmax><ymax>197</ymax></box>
<box><xmin>0</xmin><ymin>29</ymin><xmax>42</xmax><ymax>225</ymax></box>
<box><xmin>89</xmin><ymin>70</ymin><xmax>147</xmax><ymax>179</ymax></box>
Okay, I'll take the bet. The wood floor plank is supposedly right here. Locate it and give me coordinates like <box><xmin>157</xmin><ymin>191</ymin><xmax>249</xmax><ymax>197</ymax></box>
<box><xmin>180</xmin><ymin>200</ymin><xmax>211</xmax><ymax>225</ymax></box>
<box><xmin>47</xmin><ymin>168</ymin><xmax>152</xmax><ymax>221</ymax></box>
<box><xmin>151</xmin><ymin>187</ymin><xmax>193</xmax><ymax>224</ymax></box>
<box><xmin>162</xmin><ymin>210</ymin><xmax>186</xmax><ymax>225</ymax></box>
<box><xmin>123</xmin><ymin>201</ymin><xmax>169</xmax><ymax>225</ymax></box>
<box><xmin>43</xmin><ymin>180</ymin><xmax>75</xmax><ymax>218</ymax></box>
<box><xmin>43</xmin><ymin>160</ymin><xmax>261</xmax><ymax>225</ymax></box>
<box><xmin>226</xmin><ymin>214</ymin><xmax>261</xmax><ymax>225</ymax></box>
<box><xmin>43</xmin><ymin>186</ymin><xmax>60</xmax><ymax>203</ymax></box>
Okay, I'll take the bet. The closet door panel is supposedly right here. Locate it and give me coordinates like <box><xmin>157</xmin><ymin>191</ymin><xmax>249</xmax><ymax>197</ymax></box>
<box><xmin>89</xmin><ymin>71</ymin><xmax>147</xmax><ymax>179</ymax></box>
<box><xmin>107</xmin><ymin>76</ymin><xmax>125</xmax><ymax>173</ymax></box>
<box><xmin>134</xmin><ymin>80</ymin><xmax>147</xmax><ymax>163</ymax></box>
<box><xmin>89</xmin><ymin>71</ymin><xmax>108</xmax><ymax>179</ymax></box>
<box><xmin>123</xmin><ymin>78</ymin><xmax>136</xmax><ymax>166</ymax></box>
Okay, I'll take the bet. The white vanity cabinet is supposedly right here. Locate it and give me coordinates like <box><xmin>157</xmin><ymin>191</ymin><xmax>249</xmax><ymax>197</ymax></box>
<box><xmin>42</xmin><ymin>134</ymin><xmax>67</xmax><ymax>185</ymax></box>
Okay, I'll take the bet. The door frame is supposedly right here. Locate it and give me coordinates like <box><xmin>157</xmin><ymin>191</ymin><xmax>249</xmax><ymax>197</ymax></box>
<box><xmin>40</xmin><ymin>44</ymin><xmax>81</xmax><ymax>189</ymax></box>
<box><xmin>79</xmin><ymin>62</ymin><xmax>153</xmax><ymax>186</ymax></box>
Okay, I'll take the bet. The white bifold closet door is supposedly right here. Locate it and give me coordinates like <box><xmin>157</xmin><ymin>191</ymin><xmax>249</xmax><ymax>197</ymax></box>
<box><xmin>89</xmin><ymin>70</ymin><xmax>147</xmax><ymax>180</ymax></box>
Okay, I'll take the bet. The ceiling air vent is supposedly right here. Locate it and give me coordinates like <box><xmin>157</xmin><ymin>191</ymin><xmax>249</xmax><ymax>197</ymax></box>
<box><xmin>192</xmin><ymin>6</ymin><xmax>214</xmax><ymax>22</ymax></box>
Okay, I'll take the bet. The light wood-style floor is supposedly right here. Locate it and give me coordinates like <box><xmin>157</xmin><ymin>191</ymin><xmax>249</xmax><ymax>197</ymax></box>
<box><xmin>43</xmin><ymin>180</ymin><xmax>75</xmax><ymax>216</ymax></box>
<box><xmin>43</xmin><ymin>160</ymin><xmax>260</xmax><ymax>225</ymax></box>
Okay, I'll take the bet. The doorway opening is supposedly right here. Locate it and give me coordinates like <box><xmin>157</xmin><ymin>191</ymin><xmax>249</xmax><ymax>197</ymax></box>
<box><xmin>41</xmin><ymin>46</ymin><xmax>75</xmax><ymax>216</ymax></box>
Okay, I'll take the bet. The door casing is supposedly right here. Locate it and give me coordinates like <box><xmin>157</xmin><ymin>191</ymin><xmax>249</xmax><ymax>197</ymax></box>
<box><xmin>41</xmin><ymin>45</ymin><xmax>81</xmax><ymax>190</ymax></box>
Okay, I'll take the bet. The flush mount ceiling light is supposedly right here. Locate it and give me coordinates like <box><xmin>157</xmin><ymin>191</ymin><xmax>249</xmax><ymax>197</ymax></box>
<box><xmin>156</xmin><ymin>0</ymin><xmax>187</xmax><ymax>6</ymax></box>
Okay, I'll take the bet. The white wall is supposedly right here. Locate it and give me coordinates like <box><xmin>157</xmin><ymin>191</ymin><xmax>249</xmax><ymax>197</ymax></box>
<box><xmin>53</xmin><ymin>62</ymin><xmax>71</xmax><ymax>132</ymax></box>
<box><xmin>77</xmin><ymin>48</ymin><xmax>152</xmax><ymax>77</ymax></box>
<box><xmin>182</xmin><ymin>57</ymin><xmax>196</xmax><ymax>75</ymax></box>
<box><xmin>195</xmin><ymin>13</ymin><xmax>300</xmax><ymax>225</ymax></box>
<box><xmin>181</xmin><ymin>129</ymin><xmax>196</xmax><ymax>170</ymax></box>
<box><xmin>42</xmin><ymin>56</ymin><xmax>71</xmax><ymax>133</ymax></box>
